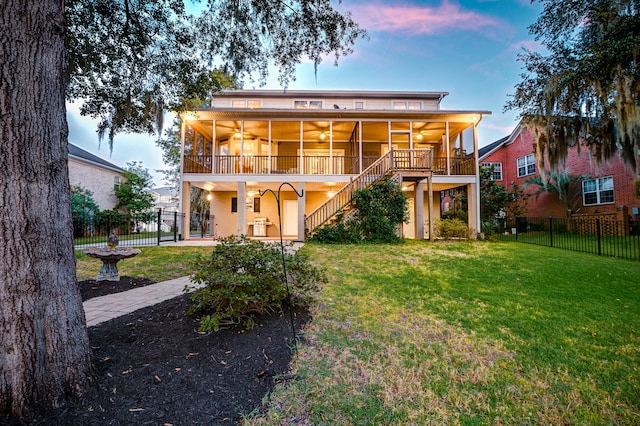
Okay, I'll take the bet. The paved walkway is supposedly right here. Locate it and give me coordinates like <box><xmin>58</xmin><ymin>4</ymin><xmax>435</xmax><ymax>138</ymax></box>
<box><xmin>83</xmin><ymin>276</ymin><xmax>195</xmax><ymax>327</ymax></box>
<box><xmin>82</xmin><ymin>239</ymin><xmax>304</xmax><ymax>327</ymax></box>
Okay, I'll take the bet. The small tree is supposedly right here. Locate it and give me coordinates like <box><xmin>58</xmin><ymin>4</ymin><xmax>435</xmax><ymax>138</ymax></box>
<box><xmin>70</xmin><ymin>186</ymin><xmax>100</xmax><ymax>237</ymax></box>
<box><xmin>479</xmin><ymin>165</ymin><xmax>528</xmax><ymax>234</ymax></box>
<box><xmin>114</xmin><ymin>162</ymin><xmax>155</xmax><ymax>214</ymax></box>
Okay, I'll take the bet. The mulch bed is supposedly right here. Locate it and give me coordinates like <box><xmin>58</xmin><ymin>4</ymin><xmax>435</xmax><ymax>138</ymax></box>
<box><xmin>12</xmin><ymin>277</ymin><xmax>309</xmax><ymax>425</ymax></box>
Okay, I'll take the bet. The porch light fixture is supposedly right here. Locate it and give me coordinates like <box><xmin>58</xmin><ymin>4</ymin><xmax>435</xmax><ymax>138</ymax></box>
<box><xmin>327</xmin><ymin>182</ymin><xmax>336</xmax><ymax>197</ymax></box>
<box><xmin>319</xmin><ymin>132</ymin><xmax>326</xmax><ymax>141</ymax></box>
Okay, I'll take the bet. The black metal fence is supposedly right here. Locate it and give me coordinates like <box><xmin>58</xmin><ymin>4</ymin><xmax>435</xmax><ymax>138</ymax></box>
<box><xmin>490</xmin><ymin>216</ymin><xmax>640</xmax><ymax>261</ymax></box>
<box><xmin>73</xmin><ymin>210</ymin><xmax>184</xmax><ymax>248</ymax></box>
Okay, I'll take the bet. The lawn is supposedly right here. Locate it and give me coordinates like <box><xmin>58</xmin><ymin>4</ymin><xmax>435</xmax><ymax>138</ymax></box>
<box><xmin>75</xmin><ymin>245</ymin><xmax>212</xmax><ymax>282</ymax></box>
<box><xmin>247</xmin><ymin>240</ymin><xmax>640</xmax><ymax>425</ymax></box>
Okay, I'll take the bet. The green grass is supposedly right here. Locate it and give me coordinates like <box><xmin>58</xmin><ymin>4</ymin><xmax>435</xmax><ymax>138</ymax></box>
<box><xmin>499</xmin><ymin>231</ymin><xmax>640</xmax><ymax>261</ymax></box>
<box><xmin>73</xmin><ymin>231</ymin><xmax>175</xmax><ymax>246</ymax></box>
<box><xmin>75</xmin><ymin>246</ymin><xmax>212</xmax><ymax>282</ymax></box>
<box><xmin>247</xmin><ymin>240</ymin><xmax>640</xmax><ymax>425</ymax></box>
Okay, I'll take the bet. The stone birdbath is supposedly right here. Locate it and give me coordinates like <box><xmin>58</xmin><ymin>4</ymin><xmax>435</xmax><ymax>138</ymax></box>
<box><xmin>82</xmin><ymin>231</ymin><xmax>140</xmax><ymax>282</ymax></box>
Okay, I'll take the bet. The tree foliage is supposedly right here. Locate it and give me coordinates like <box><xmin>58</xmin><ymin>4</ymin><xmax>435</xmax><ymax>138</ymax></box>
<box><xmin>114</xmin><ymin>161</ymin><xmax>155</xmax><ymax>213</ymax></box>
<box><xmin>70</xmin><ymin>185</ymin><xmax>100</xmax><ymax>217</ymax></box>
<box><xmin>155</xmin><ymin>117</ymin><xmax>183</xmax><ymax>189</ymax></box>
<box><xmin>311</xmin><ymin>176</ymin><xmax>409</xmax><ymax>243</ymax></box>
<box><xmin>506</xmin><ymin>0</ymin><xmax>640</xmax><ymax>170</ymax></box>
<box><xmin>524</xmin><ymin>171</ymin><xmax>590</xmax><ymax>214</ymax></box>
<box><xmin>479</xmin><ymin>166</ymin><xmax>528</xmax><ymax>234</ymax></box>
<box><xmin>66</xmin><ymin>0</ymin><xmax>366</xmax><ymax>147</ymax></box>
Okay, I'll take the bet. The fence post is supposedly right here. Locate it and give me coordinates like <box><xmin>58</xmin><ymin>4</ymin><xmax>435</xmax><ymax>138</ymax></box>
<box><xmin>173</xmin><ymin>211</ymin><xmax>178</xmax><ymax>242</ymax></box>
<box><xmin>157</xmin><ymin>209</ymin><xmax>162</xmax><ymax>246</ymax></box>
<box><xmin>596</xmin><ymin>218</ymin><xmax>602</xmax><ymax>256</ymax></box>
<box><xmin>515</xmin><ymin>216</ymin><xmax>519</xmax><ymax>241</ymax></box>
<box><xmin>549</xmin><ymin>217</ymin><xmax>554</xmax><ymax>248</ymax></box>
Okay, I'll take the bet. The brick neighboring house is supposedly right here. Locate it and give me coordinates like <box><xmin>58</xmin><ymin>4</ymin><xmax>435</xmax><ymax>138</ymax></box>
<box><xmin>68</xmin><ymin>143</ymin><xmax>126</xmax><ymax>211</ymax></box>
<box><xmin>479</xmin><ymin>123</ymin><xmax>640</xmax><ymax>221</ymax></box>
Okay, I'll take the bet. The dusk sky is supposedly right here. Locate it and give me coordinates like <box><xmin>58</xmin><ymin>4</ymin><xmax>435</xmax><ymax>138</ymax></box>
<box><xmin>68</xmin><ymin>0</ymin><xmax>543</xmax><ymax>186</ymax></box>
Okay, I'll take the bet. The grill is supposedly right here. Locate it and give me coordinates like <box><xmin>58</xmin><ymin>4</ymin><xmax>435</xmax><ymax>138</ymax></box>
<box><xmin>248</xmin><ymin>217</ymin><xmax>272</xmax><ymax>237</ymax></box>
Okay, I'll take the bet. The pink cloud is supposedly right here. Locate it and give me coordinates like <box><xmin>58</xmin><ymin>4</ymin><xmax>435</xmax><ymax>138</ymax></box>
<box><xmin>350</xmin><ymin>1</ymin><xmax>505</xmax><ymax>37</ymax></box>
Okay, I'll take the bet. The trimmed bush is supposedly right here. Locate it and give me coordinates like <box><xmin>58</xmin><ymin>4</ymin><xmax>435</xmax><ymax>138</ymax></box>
<box><xmin>186</xmin><ymin>235</ymin><xmax>325</xmax><ymax>331</ymax></box>
<box><xmin>435</xmin><ymin>218</ymin><xmax>471</xmax><ymax>239</ymax></box>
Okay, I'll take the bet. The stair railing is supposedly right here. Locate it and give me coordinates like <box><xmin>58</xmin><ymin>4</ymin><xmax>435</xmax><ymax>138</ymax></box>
<box><xmin>305</xmin><ymin>149</ymin><xmax>432</xmax><ymax>233</ymax></box>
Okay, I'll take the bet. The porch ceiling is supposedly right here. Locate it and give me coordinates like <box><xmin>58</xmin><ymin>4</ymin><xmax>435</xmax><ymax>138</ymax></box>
<box><xmin>185</xmin><ymin>109</ymin><xmax>485</xmax><ymax>145</ymax></box>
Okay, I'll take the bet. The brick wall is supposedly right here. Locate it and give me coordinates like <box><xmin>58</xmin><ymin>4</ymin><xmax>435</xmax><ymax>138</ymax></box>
<box><xmin>482</xmin><ymin>127</ymin><xmax>640</xmax><ymax>219</ymax></box>
<box><xmin>68</xmin><ymin>157</ymin><xmax>124</xmax><ymax>211</ymax></box>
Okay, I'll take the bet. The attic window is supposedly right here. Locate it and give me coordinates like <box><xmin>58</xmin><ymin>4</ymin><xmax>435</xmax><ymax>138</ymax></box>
<box><xmin>394</xmin><ymin>101</ymin><xmax>422</xmax><ymax>110</ymax></box>
<box><xmin>294</xmin><ymin>100</ymin><xmax>323</xmax><ymax>109</ymax></box>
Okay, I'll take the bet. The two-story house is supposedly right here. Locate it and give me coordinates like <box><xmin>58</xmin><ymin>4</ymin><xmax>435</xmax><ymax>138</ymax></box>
<box><xmin>480</xmin><ymin>123</ymin><xmax>640</xmax><ymax>219</ymax></box>
<box><xmin>178</xmin><ymin>90</ymin><xmax>490</xmax><ymax>240</ymax></box>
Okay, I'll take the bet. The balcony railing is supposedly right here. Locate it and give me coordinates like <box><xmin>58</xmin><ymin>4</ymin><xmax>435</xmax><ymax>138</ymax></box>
<box><xmin>183</xmin><ymin>154</ymin><xmax>476</xmax><ymax>176</ymax></box>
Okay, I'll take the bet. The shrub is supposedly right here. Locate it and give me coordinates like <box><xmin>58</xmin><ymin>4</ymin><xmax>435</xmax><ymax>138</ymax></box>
<box><xmin>309</xmin><ymin>176</ymin><xmax>408</xmax><ymax>244</ymax></box>
<box><xmin>186</xmin><ymin>235</ymin><xmax>325</xmax><ymax>331</ymax></box>
<box><xmin>311</xmin><ymin>211</ymin><xmax>361</xmax><ymax>244</ymax></box>
<box><xmin>434</xmin><ymin>218</ymin><xmax>471</xmax><ymax>239</ymax></box>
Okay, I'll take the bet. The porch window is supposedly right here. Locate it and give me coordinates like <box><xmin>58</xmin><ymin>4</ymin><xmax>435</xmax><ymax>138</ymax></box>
<box><xmin>583</xmin><ymin>176</ymin><xmax>614</xmax><ymax>205</ymax></box>
<box><xmin>481</xmin><ymin>162</ymin><xmax>502</xmax><ymax>181</ymax></box>
<box><xmin>517</xmin><ymin>154</ymin><xmax>536</xmax><ymax>177</ymax></box>
<box><xmin>232</xmin><ymin>100</ymin><xmax>245</xmax><ymax>108</ymax></box>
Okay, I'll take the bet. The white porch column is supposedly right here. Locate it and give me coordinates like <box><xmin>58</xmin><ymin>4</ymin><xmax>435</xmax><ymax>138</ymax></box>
<box><xmin>415</xmin><ymin>180</ymin><xmax>425</xmax><ymax>240</ymax></box>
<box><xmin>297</xmin><ymin>182</ymin><xmax>306</xmax><ymax>241</ymax></box>
<box><xmin>236</xmin><ymin>182</ymin><xmax>246</xmax><ymax>236</ymax></box>
<box><xmin>428</xmin><ymin>174</ymin><xmax>434</xmax><ymax>241</ymax></box>
<box><xmin>179</xmin><ymin>181</ymin><xmax>190</xmax><ymax>240</ymax></box>
<box><xmin>467</xmin><ymin>182</ymin><xmax>480</xmax><ymax>238</ymax></box>
<box><xmin>208</xmin><ymin>195</ymin><xmax>215</xmax><ymax>237</ymax></box>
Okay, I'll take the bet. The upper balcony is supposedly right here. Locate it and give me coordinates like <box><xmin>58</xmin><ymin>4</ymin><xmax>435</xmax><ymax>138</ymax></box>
<box><xmin>183</xmin><ymin>153</ymin><xmax>476</xmax><ymax>176</ymax></box>
<box><xmin>180</xmin><ymin>109</ymin><xmax>484</xmax><ymax>180</ymax></box>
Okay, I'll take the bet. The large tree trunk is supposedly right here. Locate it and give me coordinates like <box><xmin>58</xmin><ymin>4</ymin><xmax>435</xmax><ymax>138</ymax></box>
<box><xmin>0</xmin><ymin>0</ymin><xmax>94</xmax><ymax>418</ymax></box>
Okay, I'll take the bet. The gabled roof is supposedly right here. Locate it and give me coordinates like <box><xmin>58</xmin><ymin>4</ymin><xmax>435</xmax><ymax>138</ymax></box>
<box><xmin>478</xmin><ymin>136</ymin><xmax>510</xmax><ymax>160</ymax></box>
<box><xmin>68</xmin><ymin>143</ymin><xmax>124</xmax><ymax>173</ymax></box>
<box><xmin>479</xmin><ymin>122</ymin><xmax>525</xmax><ymax>161</ymax></box>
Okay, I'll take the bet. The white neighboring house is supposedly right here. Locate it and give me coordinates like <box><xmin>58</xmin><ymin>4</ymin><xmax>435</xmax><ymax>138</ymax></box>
<box><xmin>146</xmin><ymin>187</ymin><xmax>179</xmax><ymax>232</ymax></box>
<box><xmin>150</xmin><ymin>187</ymin><xmax>179</xmax><ymax>213</ymax></box>
<box><xmin>68</xmin><ymin>143</ymin><xmax>125</xmax><ymax>211</ymax></box>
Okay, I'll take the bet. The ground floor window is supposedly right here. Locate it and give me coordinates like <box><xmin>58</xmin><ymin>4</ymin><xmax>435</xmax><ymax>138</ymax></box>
<box><xmin>582</xmin><ymin>176</ymin><xmax>614</xmax><ymax>205</ymax></box>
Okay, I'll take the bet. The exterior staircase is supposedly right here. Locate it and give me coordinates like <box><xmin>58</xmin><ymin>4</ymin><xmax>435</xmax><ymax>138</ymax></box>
<box><xmin>304</xmin><ymin>149</ymin><xmax>433</xmax><ymax>235</ymax></box>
